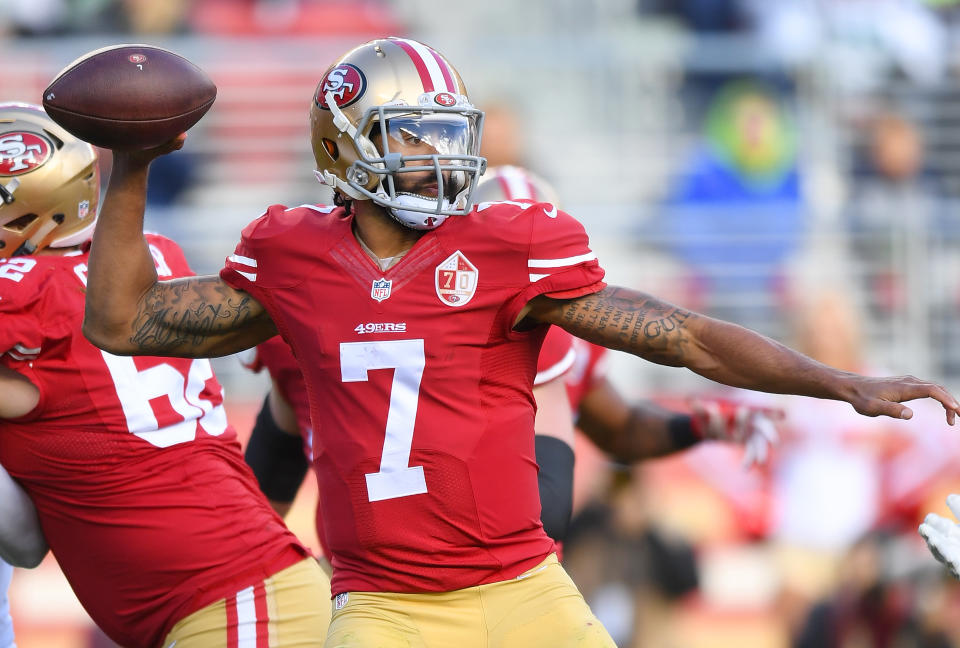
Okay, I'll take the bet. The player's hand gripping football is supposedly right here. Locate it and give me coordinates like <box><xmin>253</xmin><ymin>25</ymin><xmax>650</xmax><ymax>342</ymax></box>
<box><xmin>690</xmin><ymin>398</ymin><xmax>783</xmax><ymax>467</ymax></box>
<box><xmin>919</xmin><ymin>494</ymin><xmax>960</xmax><ymax>579</ymax></box>
<box><xmin>114</xmin><ymin>132</ymin><xmax>188</xmax><ymax>166</ymax></box>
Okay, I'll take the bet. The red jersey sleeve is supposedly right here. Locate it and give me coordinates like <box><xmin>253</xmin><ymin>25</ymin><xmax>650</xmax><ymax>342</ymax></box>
<box><xmin>501</xmin><ymin>204</ymin><xmax>606</xmax><ymax>327</ymax></box>
<box><xmin>144</xmin><ymin>232</ymin><xmax>196</xmax><ymax>279</ymax></box>
<box><xmin>221</xmin><ymin>204</ymin><xmax>338</xmax><ymax>293</ymax></box>
<box><xmin>0</xmin><ymin>259</ymin><xmax>73</xmax><ymax>367</ymax></box>
<box><xmin>535</xmin><ymin>327</ymin><xmax>575</xmax><ymax>386</ymax></box>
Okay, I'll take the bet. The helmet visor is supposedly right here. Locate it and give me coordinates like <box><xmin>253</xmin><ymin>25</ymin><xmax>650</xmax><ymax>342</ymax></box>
<box><xmin>382</xmin><ymin>114</ymin><xmax>480</xmax><ymax>159</ymax></box>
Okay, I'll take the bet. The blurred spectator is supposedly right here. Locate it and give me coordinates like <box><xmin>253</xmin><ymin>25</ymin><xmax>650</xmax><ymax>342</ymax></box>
<box><xmin>847</xmin><ymin>110</ymin><xmax>940</xmax><ymax>313</ymax></box>
<box><xmin>563</xmin><ymin>468</ymin><xmax>699</xmax><ymax>647</ymax></box>
<box><xmin>655</xmin><ymin>78</ymin><xmax>805</xmax><ymax>327</ymax></box>
<box><xmin>479</xmin><ymin>102</ymin><xmax>527</xmax><ymax>169</ymax></box>
<box><xmin>794</xmin><ymin>531</ymin><xmax>953</xmax><ymax>648</ymax></box>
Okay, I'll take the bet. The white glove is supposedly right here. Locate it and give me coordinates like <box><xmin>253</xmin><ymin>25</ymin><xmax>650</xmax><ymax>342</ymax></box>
<box><xmin>690</xmin><ymin>398</ymin><xmax>782</xmax><ymax>467</ymax></box>
<box><xmin>919</xmin><ymin>494</ymin><xmax>960</xmax><ymax>579</ymax></box>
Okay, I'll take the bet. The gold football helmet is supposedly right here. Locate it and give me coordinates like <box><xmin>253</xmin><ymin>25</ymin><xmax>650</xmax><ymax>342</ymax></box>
<box><xmin>0</xmin><ymin>102</ymin><xmax>99</xmax><ymax>256</ymax></box>
<box><xmin>472</xmin><ymin>165</ymin><xmax>561</xmax><ymax>207</ymax></box>
<box><xmin>310</xmin><ymin>37</ymin><xmax>486</xmax><ymax>230</ymax></box>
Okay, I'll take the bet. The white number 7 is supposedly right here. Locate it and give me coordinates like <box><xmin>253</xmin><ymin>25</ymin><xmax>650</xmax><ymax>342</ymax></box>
<box><xmin>340</xmin><ymin>339</ymin><xmax>427</xmax><ymax>502</ymax></box>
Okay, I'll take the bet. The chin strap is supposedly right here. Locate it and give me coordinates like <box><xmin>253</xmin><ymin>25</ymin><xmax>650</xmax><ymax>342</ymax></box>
<box><xmin>388</xmin><ymin>193</ymin><xmax>452</xmax><ymax>230</ymax></box>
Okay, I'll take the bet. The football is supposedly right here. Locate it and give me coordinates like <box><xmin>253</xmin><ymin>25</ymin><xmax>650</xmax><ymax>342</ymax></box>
<box><xmin>42</xmin><ymin>44</ymin><xmax>217</xmax><ymax>150</ymax></box>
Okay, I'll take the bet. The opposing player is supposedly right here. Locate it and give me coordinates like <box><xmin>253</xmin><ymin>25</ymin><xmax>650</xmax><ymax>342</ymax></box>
<box><xmin>83</xmin><ymin>38</ymin><xmax>959</xmax><ymax>647</ymax></box>
<box><xmin>0</xmin><ymin>103</ymin><xmax>329</xmax><ymax>648</ymax></box>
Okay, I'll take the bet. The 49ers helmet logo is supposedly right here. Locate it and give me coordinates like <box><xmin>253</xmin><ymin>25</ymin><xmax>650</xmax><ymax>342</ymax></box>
<box><xmin>434</xmin><ymin>92</ymin><xmax>457</xmax><ymax>107</ymax></box>
<box><xmin>315</xmin><ymin>64</ymin><xmax>367</xmax><ymax>110</ymax></box>
<box><xmin>0</xmin><ymin>132</ymin><xmax>52</xmax><ymax>175</ymax></box>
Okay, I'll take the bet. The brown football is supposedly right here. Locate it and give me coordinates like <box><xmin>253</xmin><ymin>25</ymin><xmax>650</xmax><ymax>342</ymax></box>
<box><xmin>42</xmin><ymin>44</ymin><xmax>217</xmax><ymax>150</ymax></box>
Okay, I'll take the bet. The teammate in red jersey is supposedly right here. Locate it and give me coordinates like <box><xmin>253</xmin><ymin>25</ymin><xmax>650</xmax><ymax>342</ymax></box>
<box><xmin>474</xmin><ymin>166</ymin><xmax>780</xmax><ymax>538</ymax></box>
<box><xmin>0</xmin><ymin>103</ymin><xmax>330</xmax><ymax>648</ymax></box>
<box><xmin>82</xmin><ymin>38</ymin><xmax>960</xmax><ymax>648</ymax></box>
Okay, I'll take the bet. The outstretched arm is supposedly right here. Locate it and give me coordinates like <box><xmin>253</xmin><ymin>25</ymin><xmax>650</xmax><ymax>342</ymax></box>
<box><xmin>523</xmin><ymin>286</ymin><xmax>959</xmax><ymax>424</ymax></box>
<box><xmin>83</xmin><ymin>137</ymin><xmax>276</xmax><ymax>358</ymax></box>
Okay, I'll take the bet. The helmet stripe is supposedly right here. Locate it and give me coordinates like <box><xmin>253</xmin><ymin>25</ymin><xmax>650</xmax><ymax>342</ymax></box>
<box><xmin>424</xmin><ymin>46</ymin><xmax>456</xmax><ymax>92</ymax></box>
<box><xmin>499</xmin><ymin>166</ymin><xmax>537</xmax><ymax>200</ymax></box>
<box><xmin>388</xmin><ymin>38</ymin><xmax>452</xmax><ymax>93</ymax></box>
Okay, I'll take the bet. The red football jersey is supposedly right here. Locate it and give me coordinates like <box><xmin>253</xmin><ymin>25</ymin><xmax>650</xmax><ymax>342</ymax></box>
<box><xmin>244</xmin><ymin>336</ymin><xmax>313</xmax><ymax>444</ymax></box>
<box><xmin>535</xmin><ymin>327</ymin><xmax>576</xmax><ymax>386</ymax></box>
<box><xmin>244</xmin><ymin>336</ymin><xmax>332</xmax><ymax>557</ymax></box>
<box><xmin>0</xmin><ymin>235</ymin><xmax>307</xmax><ymax>648</ymax></box>
<box><xmin>222</xmin><ymin>202</ymin><xmax>605</xmax><ymax>594</ymax></box>
<box><xmin>565</xmin><ymin>338</ymin><xmax>610</xmax><ymax>413</ymax></box>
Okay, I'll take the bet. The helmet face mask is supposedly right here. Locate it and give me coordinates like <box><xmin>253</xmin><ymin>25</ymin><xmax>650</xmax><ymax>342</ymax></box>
<box><xmin>0</xmin><ymin>102</ymin><xmax>99</xmax><ymax>257</ymax></box>
<box><xmin>310</xmin><ymin>38</ymin><xmax>487</xmax><ymax>230</ymax></box>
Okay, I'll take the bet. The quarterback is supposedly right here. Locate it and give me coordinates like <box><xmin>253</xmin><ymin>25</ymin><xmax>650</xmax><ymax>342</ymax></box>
<box><xmin>83</xmin><ymin>38</ymin><xmax>959</xmax><ymax>647</ymax></box>
<box><xmin>0</xmin><ymin>104</ymin><xmax>329</xmax><ymax>648</ymax></box>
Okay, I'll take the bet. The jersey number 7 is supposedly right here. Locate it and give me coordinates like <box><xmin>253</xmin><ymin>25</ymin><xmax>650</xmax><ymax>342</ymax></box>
<box><xmin>340</xmin><ymin>339</ymin><xmax>428</xmax><ymax>502</ymax></box>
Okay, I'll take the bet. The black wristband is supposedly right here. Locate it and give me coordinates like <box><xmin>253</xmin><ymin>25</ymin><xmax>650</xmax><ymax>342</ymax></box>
<box><xmin>244</xmin><ymin>395</ymin><xmax>309</xmax><ymax>504</ymax></box>
<box><xmin>667</xmin><ymin>415</ymin><xmax>700</xmax><ymax>450</ymax></box>
<box><xmin>535</xmin><ymin>435</ymin><xmax>576</xmax><ymax>543</ymax></box>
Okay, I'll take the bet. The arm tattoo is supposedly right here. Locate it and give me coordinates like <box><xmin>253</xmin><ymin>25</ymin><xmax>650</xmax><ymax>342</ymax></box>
<box><xmin>556</xmin><ymin>287</ymin><xmax>694</xmax><ymax>365</ymax></box>
<box><xmin>130</xmin><ymin>276</ymin><xmax>260</xmax><ymax>351</ymax></box>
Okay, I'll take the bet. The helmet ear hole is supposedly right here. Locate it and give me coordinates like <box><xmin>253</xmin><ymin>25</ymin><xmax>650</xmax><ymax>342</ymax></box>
<box><xmin>4</xmin><ymin>213</ymin><xmax>38</xmax><ymax>232</ymax></box>
<box><xmin>322</xmin><ymin>138</ymin><xmax>339</xmax><ymax>162</ymax></box>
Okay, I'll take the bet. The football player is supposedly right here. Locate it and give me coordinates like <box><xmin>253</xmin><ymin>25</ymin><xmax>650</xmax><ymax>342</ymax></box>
<box><xmin>0</xmin><ymin>103</ymin><xmax>330</xmax><ymax>648</ymax></box>
<box><xmin>83</xmin><ymin>37</ymin><xmax>960</xmax><ymax>648</ymax></box>
<box><xmin>472</xmin><ymin>165</ymin><xmax>781</xmax><ymax>540</ymax></box>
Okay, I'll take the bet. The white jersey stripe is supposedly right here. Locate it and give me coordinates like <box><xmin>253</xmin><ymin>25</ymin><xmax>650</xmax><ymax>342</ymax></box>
<box><xmin>228</xmin><ymin>254</ymin><xmax>258</xmax><ymax>268</ymax></box>
<box><xmin>529</xmin><ymin>273</ymin><xmax>549</xmax><ymax>283</ymax></box>
<box><xmin>13</xmin><ymin>343</ymin><xmax>41</xmax><ymax>354</ymax></box>
<box><xmin>6</xmin><ymin>351</ymin><xmax>39</xmax><ymax>361</ymax></box>
<box><xmin>294</xmin><ymin>204</ymin><xmax>337</xmax><ymax>214</ymax></box>
<box><xmin>534</xmin><ymin>347</ymin><xmax>576</xmax><ymax>386</ymax></box>
<box><xmin>235</xmin><ymin>270</ymin><xmax>257</xmax><ymax>282</ymax></box>
<box><xmin>528</xmin><ymin>252</ymin><xmax>597</xmax><ymax>268</ymax></box>
<box><xmin>235</xmin><ymin>585</ymin><xmax>257</xmax><ymax>648</ymax></box>
<box><xmin>403</xmin><ymin>39</ymin><xmax>453</xmax><ymax>92</ymax></box>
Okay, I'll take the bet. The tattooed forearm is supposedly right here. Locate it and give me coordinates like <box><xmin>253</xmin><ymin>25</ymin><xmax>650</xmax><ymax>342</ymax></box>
<box><xmin>130</xmin><ymin>276</ymin><xmax>262</xmax><ymax>352</ymax></box>
<box><xmin>554</xmin><ymin>287</ymin><xmax>695</xmax><ymax>365</ymax></box>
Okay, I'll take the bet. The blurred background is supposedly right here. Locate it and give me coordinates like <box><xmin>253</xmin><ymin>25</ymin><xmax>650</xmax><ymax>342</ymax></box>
<box><xmin>7</xmin><ymin>0</ymin><xmax>960</xmax><ymax>646</ymax></box>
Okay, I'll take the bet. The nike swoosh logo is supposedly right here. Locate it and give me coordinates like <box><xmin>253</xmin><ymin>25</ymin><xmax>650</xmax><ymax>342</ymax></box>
<box><xmin>543</xmin><ymin>205</ymin><xmax>558</xmax><ymax>219</ymax></box>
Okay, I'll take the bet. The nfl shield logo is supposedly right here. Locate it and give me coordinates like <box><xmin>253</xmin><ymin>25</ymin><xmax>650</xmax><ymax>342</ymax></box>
<box><xmin>371</xmin><ymin>277</ymin><xmax>392</xmax><ymax>302</ymax></box>
<box><xmin>435</xmin><ymin>250</ymin><xmax>478</xmax><ymax>307</ymax></box>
